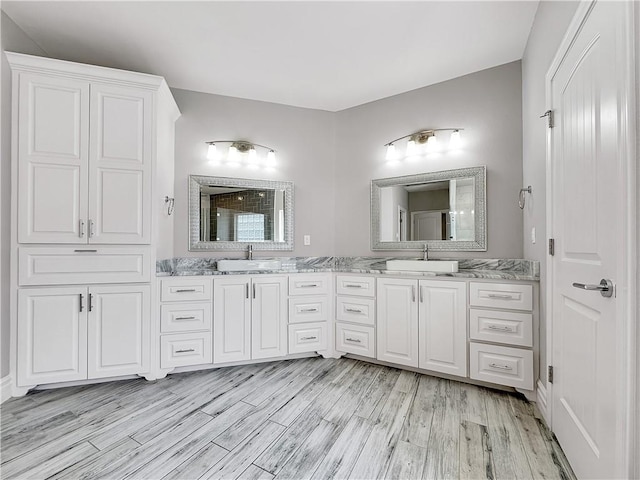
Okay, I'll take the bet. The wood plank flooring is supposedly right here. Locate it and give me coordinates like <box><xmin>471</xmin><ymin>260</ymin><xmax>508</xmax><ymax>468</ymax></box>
<box><xmin>0</xmin><ymin>357</ymin><xmax>576</xmax><ymax>479</ymax></box>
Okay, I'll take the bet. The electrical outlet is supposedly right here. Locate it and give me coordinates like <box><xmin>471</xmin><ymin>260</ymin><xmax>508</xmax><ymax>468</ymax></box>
<box><xmin>531</xmin><ymin>227</ymin><xmax>536</xmax><ymax>244</ymax></box>
<box><xmin>303</xmin><ymin>235</ymin><xmax>311</xmax><ymax>246</ymax></box>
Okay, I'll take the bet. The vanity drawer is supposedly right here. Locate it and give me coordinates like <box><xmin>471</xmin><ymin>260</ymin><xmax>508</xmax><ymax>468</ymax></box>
<box><xmin>161</xmin><ymin>303</ymin><xmax>212</xmax><ymax>333</ymax></box>
<box><xmin>19</xmin><ymin>246</ymin><xmax>151</xmax><ymax>286</ymax></box>
<box><xmin>289</xmin><ymin>274</ymin><xmax>330</xmax><ymax>296</ymax></box>
<box><xmin>289</xmin><ymin>296</ymin><xmax>329</xmax><ymax>324</ymax></box>
<box><xmin>288</xmin><ymin>322</ymin><xmax>327</xmax><ymax>354</ymax></box>
<box><xmin>336</xmin><ymin>275</ymin><xmax>375</xmax><ymax>297</ymax></box>
<box><xmin>161</xmin><ymin>332</ymin><xmax>212</xmax><ymax>368</ymax></box>
<box><xmin>336</xmin><ymin>296</ymin><xmax>375</xmax><ymax>326</ymax></box>
<box><xmin>161</xmin><ymin>277</ymin><xmax>212</xmax><ymax>302</ymax></box>
<box><xmin>335</xmin><ymin>323</ymin><xmax>375</xmax><ymax>358</ymax></box>
<box><xmin>469</xmin><ymin>342</ymin><xmax>533</xmax><ymax>390</ymax></box>
<box><xmin>469</xmin><ymin>282</ymin><xmax>533</xmax><ymax>311</ymax></box>
<box><xmin>470</xmin><ymin>309</ymin><xmax>532</xmax><ymax>347</ymax></box>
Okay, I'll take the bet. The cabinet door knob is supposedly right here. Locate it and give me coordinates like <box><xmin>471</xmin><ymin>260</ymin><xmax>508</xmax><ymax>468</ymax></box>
<box><xmin>79</xmin><ymin>220</ymin><xmax>85</xmax><ymax>238</ymax></box>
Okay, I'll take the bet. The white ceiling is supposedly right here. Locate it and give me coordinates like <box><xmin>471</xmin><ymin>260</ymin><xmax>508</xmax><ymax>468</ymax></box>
<box><xmin>2</xmin><ymin>1</ymin><xmax>539</xmax><ymax>111</ymax></box>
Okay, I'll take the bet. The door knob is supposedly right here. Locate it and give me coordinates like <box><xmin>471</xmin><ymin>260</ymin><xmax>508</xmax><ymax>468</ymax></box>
<box><xmin>572</xmin><ymin>279</ymin><xmax>614</xmax><ymax>298</ymax></box>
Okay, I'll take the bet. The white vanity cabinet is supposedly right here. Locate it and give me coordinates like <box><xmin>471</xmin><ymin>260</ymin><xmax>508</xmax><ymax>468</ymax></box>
<box><xmin>288</xmin><ymin>274</ymin><xmax>330</xmax><ymax>354</ymax></box>
<box><xmin>18</xmin><ymin>285</ymin><xmax>150</xmax><ymax>386</ymax></box>
<box><xmin>376</xmin><ymin>277</ymin><xmax>467</xmax><ymax>376</ymax></box>
<box><xmin>15</xmin><ymin>65</ymin><xmax>152</xmax><ymax>245</ymax></box>
<box><xmin>213</xmin><ymin>275</ymin><xmax>287</xmax><ymax>363</ymax></box>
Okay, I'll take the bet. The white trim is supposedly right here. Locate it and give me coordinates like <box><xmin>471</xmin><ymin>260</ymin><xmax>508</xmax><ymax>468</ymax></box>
<box><xmin>536</xmin><ymin>379</ymin><xmax>549</xmax><ymax>424</ymax></box>
<box><xmin>545</xmin><ymin>1</ymin><xmax>637</xmax><ymax>478</ymax></box>
<box><xmin>1</xmin><ymin>375</ymin><xmax>13</xmax><ymax>403</ymax></box>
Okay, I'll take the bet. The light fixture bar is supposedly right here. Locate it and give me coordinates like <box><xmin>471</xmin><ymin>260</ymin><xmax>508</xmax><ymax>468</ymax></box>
<box><xmin>205</xmin><ymin>140</ymin><xmax>276</xmax><ymax>153</ymax></box>
<box><xmin>383</xmin><ymin>128</ymin><xmax>464</xmax><ymax>146</ymax></box>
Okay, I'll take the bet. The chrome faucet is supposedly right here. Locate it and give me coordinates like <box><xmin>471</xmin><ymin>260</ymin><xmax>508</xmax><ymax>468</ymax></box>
<box><xmin>247</xmin><ymin>244</ymin><xmax>253</xmax><ymax>260</ymax></box>
<box><xmin>423</xmin><ymin>244</ymin><xmax>429</xmax><ymax>261</ymax></box>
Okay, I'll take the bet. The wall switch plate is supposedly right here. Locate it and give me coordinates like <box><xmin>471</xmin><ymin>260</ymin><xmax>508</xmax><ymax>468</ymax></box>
<box><xmin>531</xmin><ymin>227</ymin><xmax>536</xmax><ymax>244</ymax></box>
<box><xmin>303</xmin><ymin>235</ymin><xmax>311</xmax><ymax>246</ymax></box>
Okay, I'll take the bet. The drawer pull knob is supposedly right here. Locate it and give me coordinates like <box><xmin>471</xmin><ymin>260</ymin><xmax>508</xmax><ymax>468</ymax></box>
<box><xmin>175</xmin><ymin>316</ymin><xmax>197</xmax><ymax>321</ymax></box>
<box><xmin>176</xmin><ymin>348</ymin><xmax>195</xmax><ymax>353</ymax></box>
<box><xmin>175</xmin><ymin>289</ymin><xmax>197</xmax><ymax>293</ymax></box>
<box><xmin>345</xmin><ymin>284</ymin><xmax>363</xmax><ymax>288</ymax></box>
<box><xmin>300</xmin><ymin>284</ymin><xmax>318</xmax><ymax>288</ymax></box>
<box><xmin>300</xmin><ymin>308</ymin><xmax>318</xmax><ymax>313</ymax></box>
<box><xmin>487</xmin><ymin>325</ymin><xmax>514</xmax><ymax>332</ymax></box>
<box><xmin>345</xmin><ymin>308</ymin><xmax>363</xmax><ymax>314</ymax></box>
<box><xmin>346</xmin><ymin>337</ymin><xmax>362</xmax><ymax>343</ymax></box>
<box><xmin>301</xmin><ymin>336</ymin><xmax>317</xmax><ymax>341</ymax></box>
<box><xmin>74</xmin><ymin>249</ymin><xmax>97</xmax><ymax>253</ymax></box>
<box><xmin>487</xmin><ymin>293</ymin><xmax>514</xmax><ymax>299</ymax></box>
<box><xmin>489</xmin><ymin>362</ymin><xmax>513</xmax><ymax>370</ymax></box>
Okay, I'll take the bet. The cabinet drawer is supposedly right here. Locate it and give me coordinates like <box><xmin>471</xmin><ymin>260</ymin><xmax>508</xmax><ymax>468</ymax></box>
<box><xmin>288</xmin><ymin>322</ymin><xmax>327</xmax><ymax>354</ymax></box>
<box><xmin>335</xmin><ymin>323</ymin><xmax>375</xmax><ymax>358</ymax></box>
<box><xmin>161</xmin><ymin>303</ymin><xmax>212</xmax><ymax>333</ymax></box>
<box><xmin>289</xmin><ymin>296</ymin><xmax>329</xmax><ymax>324</ymax></box>
<box><xmin>336</xmin><ymin>275</ymin><xmax>375</xmax><ymax>297</ymax></box>
<box><xmin>336</xmin><ymin>296</ymin><xmax>375</xmax><ymax>326</ymax></box>
<box><xmin>161</xmin><ymin>277</ymin><xmax>212</xmax><ymax>302</ymax></box>
<box><xmin>161</xmin><ymin>332</ymin><xmax>212</xmax><ymax>368</ymax></box>
<box><xmin>19</xmin><ymin>246</ymin><xmax>151</xmax><ymax>286</ymax></box>
<box><xmin>469</xmin><ymin>343</ymin><xmax>533</xmax><ymax>390</ymax></box>
<box><xmin>289</xmin><ymin>274</ymin><xmax>330</xmax><ymax>296</ymax></box>
<box><xmin>470</xmin><ymin>282</ymin><xmax>533</xmax><ymax>311</ymax></box>
<box><xmin>470</xmin><ymin>309</ymin><xmax>533</xmax><ymax>347</ymax></box>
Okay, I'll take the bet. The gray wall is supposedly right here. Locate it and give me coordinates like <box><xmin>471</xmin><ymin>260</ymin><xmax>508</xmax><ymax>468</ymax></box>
<box><xmin>334</xmin><ymin>61</ymin><xmax>524</xmax><ymax>258</ymax></box>
<box><xmin>171</xmin><ymin>88</ymin><xmax>336</xmax><ymax>258</ymax></box>
<box><xmin>1</xmin><ymin>12</ymin><xmax>47</xmax><ymax>378</ymax></box>
<box><xmin>521</xmin><ymin>1</ymin><xmax>579</xmax><ymax>386</ymax></box>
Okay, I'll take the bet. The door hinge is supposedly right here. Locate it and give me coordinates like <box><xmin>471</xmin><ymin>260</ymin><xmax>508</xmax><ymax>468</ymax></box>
<box><xmin>548</xmin><ymin>365</ymin><xmax>554</xmax><ymax>384</ymax></box>
<box><xmin>548</xmin><ymin>238</ymin><xmax>555</xmax><ymax>256</ymax></box>
<box><xmin>540</xmin><ymin>109</ymin><xmax>554</xmax><ymax>128</ymax></box>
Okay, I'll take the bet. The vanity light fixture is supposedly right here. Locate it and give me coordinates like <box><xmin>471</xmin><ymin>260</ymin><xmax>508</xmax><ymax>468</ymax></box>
<box><xmin>384</xmin><ymin>128</ymin><xmax>464</xmax><ymax>161</ymax></box>
<box><xmin>205</xmin><ymin>140</ymin><xmax>277</xmax><ymax>167</ymax></box>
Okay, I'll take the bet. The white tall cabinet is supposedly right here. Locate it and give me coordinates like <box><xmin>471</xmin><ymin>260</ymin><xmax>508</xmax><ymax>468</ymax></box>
<box><xmin>8</xmin><ymin>53</ymin><xmax>180</xmax><ymax>394</ymax></box>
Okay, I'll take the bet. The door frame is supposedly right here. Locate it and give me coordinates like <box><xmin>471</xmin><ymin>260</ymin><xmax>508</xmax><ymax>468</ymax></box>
<box><xmin>544</xmin><ymin>1</ymin><xmax>637</xmax><ymax>477</ymax></box>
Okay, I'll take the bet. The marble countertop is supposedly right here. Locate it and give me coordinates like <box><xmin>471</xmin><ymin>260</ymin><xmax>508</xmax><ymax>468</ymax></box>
<box><xmin>157</xmin><ymin>257</ymin><xmax>539</xmax><ymax>281</ymax></box>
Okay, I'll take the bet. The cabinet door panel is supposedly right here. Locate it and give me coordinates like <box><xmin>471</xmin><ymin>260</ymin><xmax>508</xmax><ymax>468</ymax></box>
<box><xmin>87</xmin><ymin>285</ymin><xmax>150</xmax><ymax>378</ymax></box>
<box><xmin>17</xmin><ymin>287</ymin><xmax>87</xmax><ymax>386</ymax></box>
<box><xmin>418</xmin><ymin>280</ymin><xmax>467</xmax><ymax>377</ymax></box>
<box><xmin>18</xmin><ymin>74</ymin><xmax>89</xmax><ymax>243</ymax></box>
<box><xmin>89</xmin><ymin>84</ymin><xmax>152</xmax><ymax>244</ymax></box>
<box><xmin>252</xmin><ymin>277</ymin><xmax>287</xmax><ymax>360</ymax></box>
<box><xmin>376</xmin><ymin>278</ymin><xmax>418</xmax><ymax>367</ymax></box>
<box><xmin>214</xmin><ymin>278</ymin><xmax>251</xmax><ymax>363</ymax></box>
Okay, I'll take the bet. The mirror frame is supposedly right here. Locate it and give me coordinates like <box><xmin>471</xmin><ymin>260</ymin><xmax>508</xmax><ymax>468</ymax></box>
<box><xmin>189</xmin><ymin>175</ymin><xmax>294</xmax><ymax>251</ymax></box>
<box><xmin>370</xmin><ymin>166</ymin><xmax>487</xmax><ymax>251</ymax></box>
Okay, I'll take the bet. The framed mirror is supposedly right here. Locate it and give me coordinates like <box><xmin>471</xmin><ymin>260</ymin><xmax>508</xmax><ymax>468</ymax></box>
<box><xmin>189</xmin><ymin>175</ymin><xmax>294</xmax><ymax>251</ymax></box>
<box><xmin>371</xmin><ymin>166</ymin><xmax>486</xmax><ymax>251</ymax></box>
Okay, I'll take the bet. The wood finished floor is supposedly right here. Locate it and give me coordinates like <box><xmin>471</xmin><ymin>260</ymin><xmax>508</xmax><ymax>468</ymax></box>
<box><xmin>0</xmin><ymin>357</ymin><xmax>576</xmax><ymax>480</ymax></box>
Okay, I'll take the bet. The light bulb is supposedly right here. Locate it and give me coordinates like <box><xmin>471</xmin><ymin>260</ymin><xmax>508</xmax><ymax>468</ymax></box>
<box><xmin>206</xmin><ymin>143</ymin><xmax>218</xmax><ymax>162</ymax></box>
<box><xmin>426</xmin><ymin>134</ymin><xmax>438</xmax><ymax>153</ymax></box>
<box><xmin>266</xmin><ymin>150</ymin><xmax>276</xmax><ymax>166</ymax></box>
<box><xmin>227</xmin><ymin>145</ymin><xmax>239</xmax><ymax>163</ymax></box>
<box><xmin>385</xmin><ymin>144</ymin><xmax>397</xmax><ymax>162</ymax></box>
<box><xmin>406</xmin><ymin>140</ymin><xmax>417</xmax><ymax>157</ymax></box>
<box><xmin>449</xmin><ymin>130</ymin><xmax>462</xmax><ymax>149</ymax></box>
<box><xmin>248</xmin><ymin>147</ymin><xmax>258</xmax><ymax>166</ymax></box>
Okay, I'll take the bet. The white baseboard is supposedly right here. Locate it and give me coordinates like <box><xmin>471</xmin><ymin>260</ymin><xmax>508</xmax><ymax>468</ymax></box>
<box><xmin>1</xmin><ymin>375</ymin><xmax>13</xmax><ymax>403</ymax></box>
<box><xmin>536</xmin><ymin>379</ymin><xmax>550</xmax><ymax>424</ymax></box>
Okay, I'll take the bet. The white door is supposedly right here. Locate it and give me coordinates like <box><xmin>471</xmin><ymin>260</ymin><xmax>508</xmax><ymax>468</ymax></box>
<box><xmin>87</xmin><ymin>285</ymin><xmax>150</xmax><ymax>378</ymax></box>
<box><xmin>376</xmin><ymin>278</ymin><xmax>418</xmax><ymax>367</ymax></box>
<box><xmin>88</xmin><ymin>83</ymin><xmax>152</xmax><ymax>244</ymax></box>
<box><xmin>549</xmin><ymin>2</ymin><xmax>632</xmax><ymax>478</ymax></box>
<box><xmin>17</xmin><ymin>287</ymin><xmax>87</xmax><ymax>385</ymax></box>
<box><xmin>17</xmin><ymin>73</ymin><xmax>90</xmax><ymax>244</ymax></box>
<box><xmin>418</xmin><ymin>280</ymin><xmax>467</xmax><ymax>377</ymax></box>
<box><xmin>213</xmin><ymin>277</ymin><xmax>251</xmax><ymax>363</ymax></box>
<box><xmin>411</xmin><ymin>211</ymin><xmax>443</xmax><ymax>240</ymax></box>
<box><xmin>251</xmin><ymin>276</ymin><xmax>287</xmax><ymax>360</ymax></box>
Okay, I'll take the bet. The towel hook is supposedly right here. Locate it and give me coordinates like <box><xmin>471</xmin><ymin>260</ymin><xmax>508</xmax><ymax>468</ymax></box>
<box><xmin>164</xmin><ymin>196</ymin><xmax>175</xmax><ymax>215</ymax></box>
<box><xmin>518</xmin><ymin>186</ymin><xmax>532</xmax><ymax>209</ymax></box>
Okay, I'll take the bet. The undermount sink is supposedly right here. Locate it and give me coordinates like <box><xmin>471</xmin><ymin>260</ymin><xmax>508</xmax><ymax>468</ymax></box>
<box><xmin>217</xmin><ymin>259</ymin><xmax>282</xmax><ymax>272</ymax></box>
<box><xmin>385</xmin><ymin>259</ymin><xmax>459</xmax><ymax>273</ymax></box>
